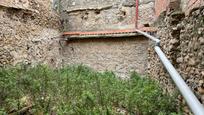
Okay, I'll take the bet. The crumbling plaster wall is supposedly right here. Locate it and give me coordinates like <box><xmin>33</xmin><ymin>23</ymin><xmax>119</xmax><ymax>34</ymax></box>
<box><xmin>0</xmin><ymin>0</ymin><xmax>152</xmax><ymax>78</ymax></box>
<box><xmin>60</xmin><ymin>0</ymin><xmax>155</xmax><ymax>31</ymax></box>
<box><xmin>0</xmin><ymin>0</ymin><xmax>63</xmax><ymax>67</ymax></box>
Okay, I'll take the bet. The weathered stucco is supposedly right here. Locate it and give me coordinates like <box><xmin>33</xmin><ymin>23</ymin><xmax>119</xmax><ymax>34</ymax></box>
<box><xmin>60</xmin><ymin>0</ymin><xmax>135</xmax><ymax>31</ymax></box>
<box><xmin>60</xmin><ymin>0</ymin><xmax>156</xmax><ymax>31</ymax></box>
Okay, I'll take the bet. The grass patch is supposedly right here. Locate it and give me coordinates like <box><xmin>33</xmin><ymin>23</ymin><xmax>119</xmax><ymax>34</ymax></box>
<box><xmin>0</xmin><ymin>65</ymin><xmax>181</xmax><ymax>115</ymax></box>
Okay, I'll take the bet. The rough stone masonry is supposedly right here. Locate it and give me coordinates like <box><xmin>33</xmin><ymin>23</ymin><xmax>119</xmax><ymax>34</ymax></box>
<box><xmin>149</xmin><ymin>6</ymin><xmax>204</xmax><ymax>114</ymax></box>
<box><xmin>0</xmin><ymin>0</ymin><xmax>63</xmax><ymax>68</ymax></box>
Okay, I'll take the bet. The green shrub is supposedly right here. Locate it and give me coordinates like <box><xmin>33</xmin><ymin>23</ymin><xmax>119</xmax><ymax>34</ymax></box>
<box><xmin>0</xmin><ymin>65</ymin><xmax>180</xmax><ymax>114</ymax></box>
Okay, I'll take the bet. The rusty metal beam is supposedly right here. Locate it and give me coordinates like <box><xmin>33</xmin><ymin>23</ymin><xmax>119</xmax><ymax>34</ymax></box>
<box><xmin>63</xmin><ymin>27</ymin><xmax>157</xmax><ymax>37</ymax></box>
<box><xmin>63</xmin><ymin>29</ymin><xmax>136</xmax><ymax>36</ymax></box>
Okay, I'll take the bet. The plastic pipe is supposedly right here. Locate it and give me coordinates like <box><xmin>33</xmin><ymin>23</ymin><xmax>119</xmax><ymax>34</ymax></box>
<box><xmin>154</xmin><ymin>46</ymin><xmax>204</xmax><ymax>115</ymax></box>
<box><xmin>135</xmin><ymin>29</ymin><xmax>160</xmax><ymax>45</ymax></box>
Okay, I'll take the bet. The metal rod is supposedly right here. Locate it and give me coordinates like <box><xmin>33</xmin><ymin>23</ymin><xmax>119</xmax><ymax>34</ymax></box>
<box><xmin>154</xmin><ymin>46</ymin><xmax>204</xmax><ymax>115</ymax></box>
<box><xmin>135</xmin><ymin>0</ymin><xmax>139</xmax><ymax>28</ymax></box>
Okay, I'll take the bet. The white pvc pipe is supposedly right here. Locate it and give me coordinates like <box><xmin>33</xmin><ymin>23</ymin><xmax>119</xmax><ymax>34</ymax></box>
<box><xmin>135</xmin><ymin>29</ymin><xmax>160</xmax><ymax>43</ymax></box>
<box><xmin>154</xmin><ymin>46</ymin><xmax>204</xmax><ymax>115</ymax></box>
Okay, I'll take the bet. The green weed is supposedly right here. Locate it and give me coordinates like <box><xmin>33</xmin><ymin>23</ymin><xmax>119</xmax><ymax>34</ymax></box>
<box><xmin>0</xmin><ymin>65</ymin><xmax>180</xmax><ymax>115</ymax></box>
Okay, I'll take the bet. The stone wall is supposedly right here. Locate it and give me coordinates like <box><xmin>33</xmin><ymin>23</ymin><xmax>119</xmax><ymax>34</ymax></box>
<box><xmin>0</xmin><ymin>0</ymin><xmax>151</xmax><ymax>77</ymax></box>
<box><xmin>60</xmin><ymin>0</ymin><xmax>155</xmax><ymax>31</ymax></box>
<box><xmin>185</xmin><ymin>0</ymin><xmax>204</xmax><ymax>15</ymax></box>
<box><xmin>155</xmin><ymin>0</ymin><xmax>168</xmax><ymax>17</ymax></box>
<box><xmin>149</xmin><ymin>7</ymin><xmax>204</xmax><ymax>113</ymax></box>
<box><xmin>0</xmin><ymin>0</ymin><xmax>63</xmax><ymax>67</ymax></box>
<box><xmin>62</xmin><ymin>37</ymin><xmax>149</xmax><ymax>78</ymax></box>
<box><xmin>138</xmin><ymin>0</ymin><xmax>155</xmax><ymax>26</ymax></box>
<box><xmin>0</xmin><ymin>0</ymin><xmax>151</xmax><ymax>79</ymax></box>
<box><xmin>58</xmin><ymin>0</ymin><xmax>152</xmax><ymax>77</ymax></box>
<box><xmin>155</xmin><ymin>0</ymin><xmax>204</xmax><ymax>17</ymax></box>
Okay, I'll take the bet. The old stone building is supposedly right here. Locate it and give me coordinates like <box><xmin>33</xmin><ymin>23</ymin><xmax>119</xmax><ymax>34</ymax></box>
<box><xmin>0</xmin><ymin>0</ymin><xmax>204</xmax><ymax>113</ymax></box>
<box><xmin>0</xmin><ymin>0</ymin><xmax>63</xmax><ymax>67</ymax></box>
<box><xmin>58</xmin><ymin>0</ymin><xmax>156</xmax><ymax>78</ymax></box>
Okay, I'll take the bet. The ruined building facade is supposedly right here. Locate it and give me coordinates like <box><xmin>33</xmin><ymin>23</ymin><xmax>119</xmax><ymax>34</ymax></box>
<box><xmin>0</xmin><ymin>0</ymin><xmax>204</xmax><ymax>110</ymax></box>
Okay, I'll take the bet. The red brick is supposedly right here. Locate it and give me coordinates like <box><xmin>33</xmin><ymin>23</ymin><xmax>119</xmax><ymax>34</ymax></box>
<box><xmin>186</xmin><ymin>0</ymin><xmax>204</xmax><ymax>15</ymax></box>
<box><xmin>155</xmin><ymin>0</ymin><xmax>169</xmax><ymax>17</ymax></box>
